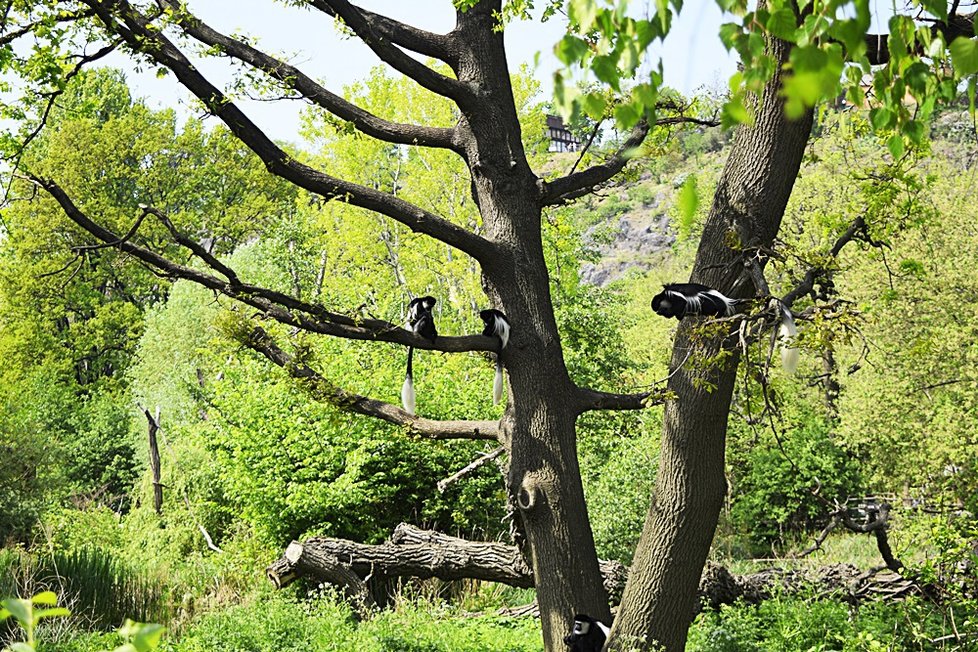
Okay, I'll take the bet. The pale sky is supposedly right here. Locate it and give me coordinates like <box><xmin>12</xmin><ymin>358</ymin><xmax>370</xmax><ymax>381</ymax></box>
<box><xmin>106</xmin><ymin>1</ymin><xmax>741</xmax><ymax>142</ymax></box>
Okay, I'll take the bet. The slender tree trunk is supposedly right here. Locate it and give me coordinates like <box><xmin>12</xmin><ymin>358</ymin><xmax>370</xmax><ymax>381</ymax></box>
<box><xmin>452</xmin><ymin>4</ymin><xmax>611</xmax><ymax>648</ymax></box>
<box><xmin>144</xmin><ymin>407</ymin><xmax>163</xmax><ymax>516</ymax></box>
<box><xmin>609</xmin><ymin>35</ymin><xmax>815</xmax><ymax>651</ymax></box>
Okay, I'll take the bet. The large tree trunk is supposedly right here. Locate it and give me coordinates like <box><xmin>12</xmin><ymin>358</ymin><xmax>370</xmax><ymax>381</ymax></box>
<box><xmin>609</xmin><ymin>36</ymin><xmax>815</xmax><ymax>651</ymax></box>
<box><xmin>451</xmin><ymin>3</ymin><xmax>611</xmax><ymax>648</ymax></box>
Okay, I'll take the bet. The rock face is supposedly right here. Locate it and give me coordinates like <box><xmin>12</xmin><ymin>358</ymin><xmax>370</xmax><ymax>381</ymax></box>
<box><xmin>579</xmin><ymin>192</ymin><xmax>676</xmax><ymax>286</ymax></box>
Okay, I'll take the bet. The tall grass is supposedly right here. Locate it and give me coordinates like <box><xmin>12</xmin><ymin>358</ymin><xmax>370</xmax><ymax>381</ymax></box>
<box><xmin>1</xmin><ymin>547</ymin><xmax>172</xmax><ymax>630</ymax></box>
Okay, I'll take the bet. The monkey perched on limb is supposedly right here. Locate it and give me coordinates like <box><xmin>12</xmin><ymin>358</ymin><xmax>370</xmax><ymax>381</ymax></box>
<box><xmin>651</xmin><ymin>283</ymin><xmax>799</xmax><ymax>373</ymax></box>
<box><xmin>478</xmin><ymin>309</ymin><xmax>510</xmax><ymax>405</ymax></box>
<box><xmin>402</xmin><ymin>296</ymin><xmax>437</xmax><ymax>415</ymax></box>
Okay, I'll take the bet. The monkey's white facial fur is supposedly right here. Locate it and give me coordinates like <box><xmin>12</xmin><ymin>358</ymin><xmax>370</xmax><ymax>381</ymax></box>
<box><xmin>573</xmin><ymin>620</ymin><xmax>590</xmax><ymax>636</ymax></box>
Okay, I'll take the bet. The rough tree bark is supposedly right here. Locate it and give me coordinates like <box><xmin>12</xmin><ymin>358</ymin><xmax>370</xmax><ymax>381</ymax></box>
<box><xmin>608</xmin><ymin>34</ymin><xmax>815</xmax><ymax>651</ymax></box>
<box><xmin>264</xmin><ymin>524</ymin><xmax>924</xmax><ymax>612</ymax></box>
<box><xmin>142</xmin><ymin>407</ymin><xmax>163</xmax><ymax>516</ymax></box>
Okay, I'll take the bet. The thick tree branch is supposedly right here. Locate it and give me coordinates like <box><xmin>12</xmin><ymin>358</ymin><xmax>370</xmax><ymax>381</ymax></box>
<box><xmin>82</xmin><ymin>0</ymin><xmax>494</xmax><ymax>262</ymax></box>
<box><xmin>575</xmin><ymin>386</ymin><xmax>671</xmax><ymax>413</ymax></box>
<box><xmin>245</xmin><ymin>327</ymin><xmax>501</xmax><ymax>441</ymax></box>
<box><xmin>538</xmin><ymin>120</ymin><xmax>650</xmax><ymax>206</ymax></box>
<box><xmin>267</xmin><ymin>524</ymin><xmax>926</xmax><ymax>610</ymax></box>
<box><xmin>28</xmin><ymin>176</ymin><xmax>497</xmax><ymax>354</ymax></box>
<box><xmin>157</xmin><ymin>0</ymin><xmax>459</xmax><ymax>152</ymax></box>
<box><xmin>305</xmin><ymin>0</ymin><xmax>452</xmax><ymax>62</ymax></box>
<box><xmin>309</xmin><ymin>0</ymin><xmax>471</xmax><ymax>104</ymax></box>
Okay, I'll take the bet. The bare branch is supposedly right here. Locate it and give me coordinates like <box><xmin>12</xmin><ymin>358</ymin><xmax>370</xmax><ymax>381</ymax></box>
<box><xmin>28</xmin><ymin>175</ymin><xmax>497</xmax><ymax>354</ymax></box>
<box><xmin>2</xmin><ymin>39</ymin><xmax>120</xmax><ymax>200</ymax></box>
<box><xmin>82</xmin><ymin>0</ymin><xmax>493</xmax><ymax>262</ymax></box>
<box><xmin>305</xmin><ymin>0</ymin><xmax>452</xmax><ymax>62</ymax></box>
<box><xmin>158</xmin><ymin>0</ymin><xmax>459</xmax><ymax>151</ymax></box>
<box><xmin>539</xmin><ymin>120</ymin><xmax>650</xmax><ymax>206</ymax></box>
<box><xmin>0</xmin><ymin>7</ymin><xmax>96</xmax><ymax>47</ymax></box>
<box><xmin>782</xmin><ymin>215</ymin><xmax>866</xmax><ymax>307</ymax></box>
<box><xmin>309</xmin><ymin>0</ymin><xmax>471</xmax><ymax>103</ymax></box>
<box><xmin>437</xmin><ymin>447</ymin><xmax>504</xmax><ymax>492</ymax></box>
<box><xmin>246</xmin><ymin>326</ymin><xmax>501</xmax><ymax>441</ymax></box>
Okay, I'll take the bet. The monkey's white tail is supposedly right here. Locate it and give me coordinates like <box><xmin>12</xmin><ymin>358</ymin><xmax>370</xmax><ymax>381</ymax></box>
<box><xmin>402</xmin><ymin>346</ymin><xmax>416</xmax><ymax>414</ymax></box>
<box><xmin>493</xmin><ymin>361</ymin><xmax>504</xmax><ymax>405</ymax></box>
<box><xmin>779</xmin><ymin>307</ymin><xmax>799</xmax><ymax>374</ymax></box>
<box><xmin>402</xmin><ymin>375</ymin><xmax>416</xmax><ymax>415</ymax></box>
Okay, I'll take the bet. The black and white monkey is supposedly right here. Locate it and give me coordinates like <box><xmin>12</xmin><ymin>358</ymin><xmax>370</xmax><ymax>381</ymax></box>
<box><xmin>650</xmin><ymin>282</ymin><xmax>743</xmax><ymax>320</ymax></box>
<box><xmin>402</xmin><ymin>296</ymin><xmax>437</xmax><ymax>415</ymax></box>
<box><xmin>650</xmin><ymin>283</ymin><xmax>799</xmax><ymax>373</ymax></box>
<box><xmin>564</xmin><ymin>614</ymin><xmax>610</xmax><ymax>652</ymax></box>
<box><xmin>479</xmin><ymin>309</ymin><xmax>510</xmax><ymax>405</ymax></box>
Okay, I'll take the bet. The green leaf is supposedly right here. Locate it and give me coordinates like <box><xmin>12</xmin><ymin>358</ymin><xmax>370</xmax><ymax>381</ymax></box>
<box><xmin>7</xmin><ymin>642</ymin><xmax>35</xmax><ymax>652</ymax></box>
<box><xmin>1</xmin><ymin>598</ymin><xmax>32</xmax><ymax>627</ymax></box>
<box><xmin>677</xmin><ymin>175</ymin><xmax>699</xmax><ymax>224</ymax></box>
<box><xmin>949</xmin><ymin>37</ymin><xmax>978</xmax><ymax>75</ymax></box>
<box><xmin>30</xmin><ymin>592</ymin><xmax>57</xmax><ymax>607</ymax></box>
<box><xmin>613</xmin><ymin>101</ymin><xmax>641</xmax><ymax>128</ymax></box>
<box><xmin>554</xmin><ymin>35</ymin><xmax>589</xmax><ymax>66</ymax></box>
<box><xmin>790</xmin><ymin>45</ymin><xmax>827</xmax><ymax>72</ymax></box>
<box><xmin>718</xmin><ymin>23</ymin><xmax>742</xmax><ymax>51</ymax></box>
<box><xmin>869</xmin><ymin>107</ymin><xmax>895</xmax><ymax>131</ymax></box>
<box><xmin>766</xmin><ymin>7</ymin><xmax>797</xmax><ymax>41</ymax></box>
<box><xmin>902</xmin><ymin>119</ymin><xmax>925</xmax><ymax>144</ymax></box>
<box><xmin>117</xmin><ymin>621</ymin><xmax>166</xmax><ymax>652</ymax></box>
<box><xmin>581</xmin><ymin>92</ymin><xmax>606</xmax><ymax>120</ymax></box>
<box><xmin>591</xmin><ymin>55</ymin><xmax>620</xmax><ymax>90</ymax></box>
<box><xmin>716</xmin><ymin>0</ymin><xmax>747</xmax><ymax>15</ymax></box>
<box><xmin>887</xmin><ymin>133</ymin><xmax>905</xmax><ymax>159</ymax></box>
<box><xmin>918</xmin><ymin>0</ymin><xmax>947</xmax><ymax>23</ymax></box>
<box><xmin>721</xmin><ymin>93</ymin><xmax>752</xmax><ymax>128</ymax></box>
<box><xmin>34</xmin><ymin>607</ymin><xmax>70</xmax><ymax>620</ymax></box>
<box><xmin>568</xmin><ymin>0</ymin><xmax>598</xmax><ymax>30</ymax></box>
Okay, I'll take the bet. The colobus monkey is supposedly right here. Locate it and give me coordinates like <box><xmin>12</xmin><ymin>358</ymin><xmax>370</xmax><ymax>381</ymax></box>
<box><xmin>402</xmin><ymin>296</ymin><xmax>437</xmax><ymax>415</ymax></box>
<box><xmin>564</xmin><ymin>614</ymin><xmax>610</xmax><ymax>652</ymax></box>
<box><xmin>479</xmin><ymin>309</ymin><xmax>510</xmax><ymax>405</ymax></box>
<box><xmin>650</xmin><ymin>282</ymin><xmax>744</xmax><ymax>320</ymax></box>
<box><xmin>651</xmin><ymin>283</ymin><xmax>799</xmax><ymax>373</ymax></box>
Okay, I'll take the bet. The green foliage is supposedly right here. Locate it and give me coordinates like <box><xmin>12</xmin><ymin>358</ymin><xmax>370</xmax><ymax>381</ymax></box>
<box><xmin>687</xmin><ymin>596</ymin><xmax>955</xmax><ymax>651</ymax></box>
<box><xmin>728</xmin><ymin>403</ymin><xmax>863</xmax><ymax>548</ymax></box>
<box><xmin>164</xmin><ymin>591</ymin><xmax>540</xmax><ymax>652</ymax></box>
<box><xmin>1</xmin><ymin>549</ymin><xmax>171</xmax><ymax>631</ymax></box>
<box><xmin>0</xmin><ymin>591</ymin><xmax>164</xmax><ymax>652</ymax></box>
<box><xmin>1</xmin><ymin>592</ymin><xmax>70</xmax><ymax>651</ymax></box>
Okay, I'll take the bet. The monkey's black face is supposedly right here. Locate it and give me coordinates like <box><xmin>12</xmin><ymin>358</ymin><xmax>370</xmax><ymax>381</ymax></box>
<box><xmin>651</xmin><ymin>292</ymin><xmax>683</xmax><ymax>319</ymax></box>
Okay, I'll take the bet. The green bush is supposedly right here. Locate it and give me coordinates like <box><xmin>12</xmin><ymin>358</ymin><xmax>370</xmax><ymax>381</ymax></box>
<box><xmin>728</xmin><ymin>404</ymin><xmax>863</xmax><ymax>549</ymax></box>
<box><xmin>688</xmin><ymin>596</ymin><xmax>955</xmax><ymax>651</ymax></box>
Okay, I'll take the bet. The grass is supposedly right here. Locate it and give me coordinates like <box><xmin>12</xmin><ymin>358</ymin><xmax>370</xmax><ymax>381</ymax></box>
<box><xmin>1</xmin><ymin>547</ymin><xmax>172</xmax><ymax>632</ymax></box>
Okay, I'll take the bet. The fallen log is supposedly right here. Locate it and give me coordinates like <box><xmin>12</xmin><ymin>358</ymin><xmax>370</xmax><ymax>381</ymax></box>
<box><xmin>266</xmin><ymin>523</ymin><xmax>921</xmax><ymax>612</ymax></box>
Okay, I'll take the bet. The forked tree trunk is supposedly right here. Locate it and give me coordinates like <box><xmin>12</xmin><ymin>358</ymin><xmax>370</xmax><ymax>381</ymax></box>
<box><xmin>450</xmin><ymin>4</ymin><xmax>611</xmax><ymax>648</ymax></box>
<box><xmin>609</xmin><ymin>35</ymin><xmax>815</xmax><ymax>651</ymax></box>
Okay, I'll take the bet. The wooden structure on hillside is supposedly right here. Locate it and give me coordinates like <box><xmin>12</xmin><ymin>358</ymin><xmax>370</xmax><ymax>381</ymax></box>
<box><xmin>545</xmin><ymin>115</ymin><xmax>582</xmax><ymax>153</ymax></box>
